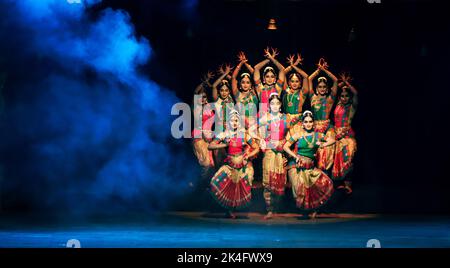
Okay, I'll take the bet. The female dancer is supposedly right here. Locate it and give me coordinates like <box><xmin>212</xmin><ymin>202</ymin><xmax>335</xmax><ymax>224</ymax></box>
<box><xmin>211</xmin><ymin>64</ymin><xmax>235</xmax><ymax>167</ymax></box>
<box><xmin>308</xmin><ymin>58</ymin><xmax>338</xmax><ymax>172</ymax></box>
<box><xmin>258</xmin><ymin>92</ymin><xmax>300</xmax><ymax>219</ymax></box>
<box><xmin>231</xmin><ymin>51</ymin><xmax>258</xmax><ymax>131</ymax></box>
<box><xmin>282</xmin><ymin>54</ymin><xmax>309</xmax><ymax>116</ymax></box>
<box><xmin>283</xmin><ymin>111</ymin><xmax>335</xmax><ymax>218</ymax></box>
<box><xmin>332</xmin><ymin>73</ymin><xmax>358</xmax><ymax>194</ymax></box>
<box><xmin>192</xmin><ymin>72</ymin><xmax>215</xmax><ymax>169</ymax></box>
<box><xmin>208</xmin><ymin>110</ymin><xmax>260</xmax><ymax>219</ymax></box>
<box><xmin>212</xmin><ymin>64</ymin><xmax>235</xmax><ymax>135</ymax></box>
<box><xmin>253</xmin><ymin>47</ymin><xmax>286</xmax><ymax>115</ymax></box>
<box><xmin>283</xmin><ymin>54</ymin><xmax>310</xmax><ymax>181</ymax></box>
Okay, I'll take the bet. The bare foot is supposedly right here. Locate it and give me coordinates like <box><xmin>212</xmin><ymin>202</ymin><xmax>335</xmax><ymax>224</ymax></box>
<box><xmin>345</xmin><ymin>185</ymin><xmax>353</xmax><ymax>194</ymax></box>
<box><xmin>310</xmin><ymin>211</ymin><xmax>317</xmax><ymax>219</ymax></box>
<box><xmin>338</xmin><ymin>184</ymin><xmax>353</xmax><ymax>194</ymax></box>
<box><xmin>263</xmin><ymin>212</ymin><xmax>273</xmax><ymax>220</ymax></box>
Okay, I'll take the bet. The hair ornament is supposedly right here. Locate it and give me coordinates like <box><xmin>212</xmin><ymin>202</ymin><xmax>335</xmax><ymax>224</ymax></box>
<box><xmin>240</xmin><ymin>72</ymin><xmax>251</xmax><ymax>79</ymax></box>
<box><xmin>228</xmin><ymin>109</ymin><xmax>240</xmax><ymax>119</ymax></box>
<box><xmin>264</xmin><ymin>66</ymin><xmax>275</xmax><ymax>74</ymax></box>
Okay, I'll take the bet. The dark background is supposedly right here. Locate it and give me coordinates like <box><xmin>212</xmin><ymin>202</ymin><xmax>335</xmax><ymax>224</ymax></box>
<box><xmin>115</xmin><ymin>0</ymin><xmax>450</xmax><ymax>214</ymax></box>
<box><xmin>2</xmin><ymin>0</ymin><xmax>450</xmax><ymax>215</ymax></box>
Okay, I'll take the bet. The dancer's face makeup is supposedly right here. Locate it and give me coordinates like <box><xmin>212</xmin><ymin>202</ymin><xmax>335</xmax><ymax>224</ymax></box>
<box><xmin>269</xmin><ymin>98</ymin><xmax>281</xmax><ymax>113</ymax></box>
<box><xmin>264</xmin><ymin>71</ymin><xmax>276</xmax><ymax>85</ymax></box>
<box><xmin>317</xmin><ymin>82</ymin><xmax>328</xmax><ymax>95</ymax></box>
<box><xmin>230</xmin><ymin>116</ymin><xmax>239</xmax><ymax>130</ymax></box>
<box><xmin>219</xmin><ymin>85</ymin><xmax>230</xmax><ymax>99</ymax></box>
<box><xmin>303</xmin><ymin>117</ymin><xmax>314</xmax><ymax>131</ymax></box>
<box><xmin>198</xmin><ymin>93</ymin><xmax>207</xmax><ymax>105</ymax></box>
<box><xmin>340</xmin><ymin>91</ymin><xmax>350</xmax><ymax>104</ymax></box>
<box><xmin>240</xmin><ymin>77</ymin><xmax>251</xmax><ymax>91</ymax></box>
<box><xmin>289</xmin><ymin>75</ymin><xmax>301</xmax><ymax>90</ymax></box>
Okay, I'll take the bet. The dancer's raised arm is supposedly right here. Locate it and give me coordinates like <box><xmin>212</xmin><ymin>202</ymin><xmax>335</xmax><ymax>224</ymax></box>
<box><xmin>340</xmin><ymin>73</ymin><xmax>358</xmax><ymax>106</ymax></box>
<box><xmin>195</xmin><ymin>71</ymin><xmax>213</xmax><ymax>94</ymax></box>
<box><xmin>238</xmin><ymin>51</ymin><xmax>254</xmax><ymax>74</ymax></box>
<box><xmin>290</xmin><ymin>54</ymin><xmax>310</xmax><ymax>93</ymax></box>
<box><xmin>264</xmin><ymin>47</ymin><xmax>286</xmax><ymax>89</ymax></box>
<box><xmin>232</xmin><ymin>52</ymin><xmax>253</xmax><ymax>97</ymax></box>
<box><xmin>253</xmin><ymin>58</ymin><xmax>270</xmax><ymax>93</ymax></box>
<box><xmin>308</xmin><ymin>67</ymin><xmax>321</xmax><ymax>97</ymax></box>
<box><xmin>212</xmin><ymin>64</ymin><xmax>232</xmax><ymax>101</ymax></box>
<box><xmin>319</xmin><ymin>59</ymin><xmax>338</xmax><ymax>97</ymax></box>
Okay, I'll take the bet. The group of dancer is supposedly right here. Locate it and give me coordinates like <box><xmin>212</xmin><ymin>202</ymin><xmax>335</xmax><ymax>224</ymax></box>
<box><xmin>192</xmin><ymin>48</ymin><xmax>358</xmax><ymax>219</ymax></box>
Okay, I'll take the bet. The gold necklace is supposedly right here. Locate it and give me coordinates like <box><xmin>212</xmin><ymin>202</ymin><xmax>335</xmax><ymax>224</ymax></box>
<box><xmin>272</xmin><ymin>114</ymin><xmax>281</xmax><ymax>129</ymax></box>
<box><xmin>241</xmin><ymin>91</ymin><xmax>255</xmax><ymax>104</ymax></box>
<box><xmin>303</xmin><ymin>133</ymin><xmax>316</xmax><ymax>148</ymax></box>
<box><xmin>287</xmin><ymin>89</ymin><xmax>298</xmax><ymax>107</ymax></box>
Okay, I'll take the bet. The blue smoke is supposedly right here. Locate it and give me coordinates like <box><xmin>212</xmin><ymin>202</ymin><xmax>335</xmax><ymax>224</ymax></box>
<box><xmin>0</xmin><ymin>0</ymin><xmax>198</xmax><ymax>214</ymax></box>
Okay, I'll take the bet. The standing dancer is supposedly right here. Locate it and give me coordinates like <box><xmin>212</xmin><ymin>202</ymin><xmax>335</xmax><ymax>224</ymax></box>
<box><xmin>258</xmin><ymin>93</ymin><xmax>300</xmax><ymax>219</ymax></box>
<box><xmin>282</xmin><ymin>53</ymin><xmax>309</xmax><ymax>116</ymax></box>
<box><xmin>211</xmin><ymin>64</ymin><xmax>235</xmax><ymax>166</ymax></box>
<box><xmin>209</xmin><ymin>110</ymin><xmax>260</xmax><ymax>219</ymax></box>
<box><xmin>283</xmin><ymin>111</ymin><xmax>335</xmax><ymax>218</ymax></box>
<box><xmin>332</xmin><ymin>73</ymin><xmax>358</xmax><ymax>194</ymax></box>
<box><xmin>231</xmin><ymin>51</ymin><xmax>258</xmax><ymax>132</ymax></box>
<box><xmin>283</xmin><ymin>54</ymin><xmax>310</xmax><ymax>183</ymax></box>
<box><xmin>253</xmin><ymin>47</ymin><xmax>286</xmax><ymax>116</ymax></box>
<box><xmin>308</xmin><ymin>58</ymin><xmax>338</xmax><ymax>172</ymax></box>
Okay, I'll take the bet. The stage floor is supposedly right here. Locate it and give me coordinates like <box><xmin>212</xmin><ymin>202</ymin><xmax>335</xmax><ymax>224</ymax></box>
<box><xmin>1</xmin><ymin>212</ymin><xmax>449</xmax><ymax>248</ymax></box>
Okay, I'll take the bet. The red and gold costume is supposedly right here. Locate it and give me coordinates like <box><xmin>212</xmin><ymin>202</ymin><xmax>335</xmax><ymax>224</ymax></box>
<box><xmin>332</xmin><ymin>100</ymin><xmax>357</xmax><ymax>180</ymax></box>
<box><xmin>260</xmin><ymin>113</ymin><xmax>299</xmax><ymax>212</ymax></box>
<box><xmin>283</xmin><ymin>87</ymin><xmax>307</xmax><ymax>178</ymax></box>
<box><xmin>210</xmin><ymin>130</ymin><xmax>256</xmax><ymax>210</ymax></box>
<box><xmin>211</xmin><ymin>96</ymin><xmax>235</xmax><ymax>167</ymax></box>
<box><xmin>310</xmin><ymin>94</ymin><xmax>336</xmax><ymax>171</ymax></box>
<box><xmin>256</xmin><ymin>79</ymin><xmax>283</xmax><ymax>115</ymax></box>
<box><xmin>192</xmin><ymin>104</ymin><xmax>215</xmax><ymax>168</ymax></box>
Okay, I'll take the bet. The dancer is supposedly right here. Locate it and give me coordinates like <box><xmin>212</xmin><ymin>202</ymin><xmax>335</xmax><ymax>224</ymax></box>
<box><xmin>192</xmin><ymin>72</ymin><xmax>215</xmax><ymax>169</ymax></box>
<box><xmin>258</xmin><ymin>93</ymin><xmax>300</xmax><ymax>219</ymax></box>
<box><xmin>283</xmin><ymin>110</ymin><xmax>335</xmax><ymax>218</ymax></box>
<box><xmin>308</xmin><ymin>58</ymin><xmax>338</xmax><ymax>172</ymax></box>
<box><xmin>211</xmin><ymin>65</ymin><xmax>235</xmax><ymax>166</ymax></box>
<box><xmin>283</xmin><ymin>54</ymin><xmax>310</xmax><ymax>182</ymax></box>
<box><xmin>332</xmin><ymin>73</ymin><xmax>358</xmax><ymax>194</ymax></box>
<box><xmin>282</xmin><ymin>54</ymin><xmax>309</xmax><ymax>116</ymax></box>
<box><xmin>209</xmin><ymin>110</ymin><xmax>260</xmax><ymax>218</ymax></box>
<box><xmin>231</xmin><ymin>51</ymin><xmax>258</xmax><ymax>131</ymax></box>
<box><xmin>212</xmin><ymin>64</ymin><xmax>235</xmax><ymax>135</ymax></box>
<box><xmin>253</xmin><ymin>47</ymin><xmax>286</xmax><ymax>115</ymax></box>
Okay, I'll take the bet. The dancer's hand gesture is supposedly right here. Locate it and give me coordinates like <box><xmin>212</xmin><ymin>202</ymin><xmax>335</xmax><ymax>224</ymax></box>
<box><xmin>237</xmin><ymin>51</ymin><xmax>248</xmax><ymax>63</ymax></box>
<box><xmin>317</xmin><ymin>58</ymin><xmax>329</xmax><ymax>70</ymax></box>
<box><xmin>264</xmin><ymin>47</ymin><xmax>272</xmax><ymax>58</ymax></box>
<box><xmin>270</xmin><ymin>47</ymin><xmax>279</xmax><ymax>58</ymax></box>
<box><xmin>339</xmin><ymin>72</ymin><xmax>352</xmax><ymax>85</ymax></box>
<box><xmin>202</xmin><ymin>71</ymin><xmax>214</xmax><ymax>83</ymax></box>
<box><xmin>294</xmin><ymin>53</ymin><xmax>303</xmax><ymax>65</ymax></box>
<box><xmin>286</xmin><ymin>54</ymin><xmax>295</xmax><ymax>66</ymax></box>
<box><xmin>218</xmin><ymin>64</ymin><xmax>233</xmax><ymax>75</ymax></box>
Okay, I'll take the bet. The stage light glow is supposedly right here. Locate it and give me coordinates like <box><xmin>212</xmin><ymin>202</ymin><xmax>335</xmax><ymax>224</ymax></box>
<box><xmin>267</xmin><ymin>18</ymin><xmax>277</xmax><ymax>30</ymax></box>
